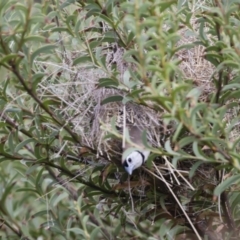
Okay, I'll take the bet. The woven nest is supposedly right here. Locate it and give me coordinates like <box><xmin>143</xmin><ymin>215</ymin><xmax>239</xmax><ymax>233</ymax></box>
<box><xmin>92</xmin><ymin>98</ymin><xmax>169</xmax><ymax>158</ymax></box>
<box><xmin>82</xmin><ymin>44</ymin><xmax>172</xmax><ymax>160</ymax></box>
<box><xmin>36</xmin><ymin>42</ymin><xmax>173</xmax><ymax>162</ymax></box>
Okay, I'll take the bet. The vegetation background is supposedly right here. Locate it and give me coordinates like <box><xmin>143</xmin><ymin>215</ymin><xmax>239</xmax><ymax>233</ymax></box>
<box><xmin>0</xmin><ymin>0</ymin><xmax>240</xmax><ymax>239</ymax></box>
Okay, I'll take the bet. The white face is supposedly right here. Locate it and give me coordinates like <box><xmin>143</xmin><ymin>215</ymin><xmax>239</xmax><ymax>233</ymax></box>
<box><xmin>123</xmin><ymin>151</ymin><xmax>144</xmax><ymax>175</ymax></box>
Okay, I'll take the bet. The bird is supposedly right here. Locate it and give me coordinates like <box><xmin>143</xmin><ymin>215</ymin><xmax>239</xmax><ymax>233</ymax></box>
<box><xmin>121</xmin><ymin>125</ymin><xmax>150</xmax><ymax>175</ymax></box>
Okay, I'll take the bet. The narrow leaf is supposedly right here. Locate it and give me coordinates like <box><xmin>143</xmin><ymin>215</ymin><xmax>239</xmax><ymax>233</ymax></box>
<box><xmin>214</xmin><ymin>174</ymin><xmax>240</xmax><ymax>196</ymax></box>
<box><xmin>101</xmin><ymin>95</ymin><xmax>123</xmax><ymax>105</ymax></box>
<box><xmin>31</xmin><ymin>45</ymin><xmax>57</xmax><ymax>65</ymax></box>
<box><xmin>15</xmin><ymin>138</ymin><xmax>36</xmax><ymax>153</ymax></box>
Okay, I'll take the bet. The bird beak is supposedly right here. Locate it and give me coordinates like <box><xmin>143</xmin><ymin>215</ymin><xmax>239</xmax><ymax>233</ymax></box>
<box><xmin>124</xmin><ymin>166</ymin><xmax>133</xmax><ymax>175</ymax></box>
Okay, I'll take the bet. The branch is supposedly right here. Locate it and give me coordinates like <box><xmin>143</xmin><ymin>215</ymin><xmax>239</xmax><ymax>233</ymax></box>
<box><xmin>10</xmin><ymin>64</ymin><xmax>81</xmax><ymax>144</ymax></box>
<box><xmin>0</xmin><ymin>218</ymin><xmax>29</xmax><ymax>239</ymax></box>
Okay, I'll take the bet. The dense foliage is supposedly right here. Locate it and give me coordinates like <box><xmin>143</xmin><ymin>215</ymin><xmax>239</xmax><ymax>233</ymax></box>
<box><xmin>0</xmin><ymin>0</ymin><xmax>240</xmax><ymax>239</ymax></box>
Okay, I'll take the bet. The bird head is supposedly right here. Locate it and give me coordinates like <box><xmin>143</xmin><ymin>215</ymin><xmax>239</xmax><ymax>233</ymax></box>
<box><xmin>122</xmin><ymin>150</ymin><xmax>150</xmax><ymax>175</ymax></box>
<box><xmin>121</xmin><ymin>125</ymin><xmax>150</xmax><ymax>175</ymax></box>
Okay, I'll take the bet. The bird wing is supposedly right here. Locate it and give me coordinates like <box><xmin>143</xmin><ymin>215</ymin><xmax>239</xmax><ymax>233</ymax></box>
<box><xmin>124</xmin><ymin>126</ymin><xmax>144</xmax><ymax>147</ymax></box>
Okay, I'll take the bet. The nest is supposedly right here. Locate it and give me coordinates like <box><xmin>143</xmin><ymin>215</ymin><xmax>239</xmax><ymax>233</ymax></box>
<box><xmin>36</xmin><ymin>42</ymin><xmax>173</xmax><ymax>163</ymax></box>
<box><xmin>85</xmin><ymin>44</ymin><xmax>171</xmax><ymax>159</ymax></box>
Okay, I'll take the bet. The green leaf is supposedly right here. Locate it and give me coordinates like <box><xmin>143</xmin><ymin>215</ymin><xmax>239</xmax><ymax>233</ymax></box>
<box><xmin>204</xmin><ymin>53</ymin><xmax>220</xmax><ymax>66</ymax></box>
<box><xmin>0</xmin><ymin>54</ymin><xmax>22</xmax><ymax>65</ymax></box>
<box><xmin>126</xmin><ymin>31</ymin><xmax>135</xmax><ymax>45</ymax></box>
<box><xmin>43</xmin><ymin>98</ymin><xmax>60</xmax><ymax>106</ymax></box>
<box><xmin>178</xmin><ymin>136</ymin><xmax>196</xmax><ymax>148</ymax></box>
<box><xmin>189</xmin><ymin>161</ymin><xmax>203</xmax><ymax>178</ymax></box>
<box><xmin>67</xmin><ymin>228</ymin><xmax>85</xmax><ymax>235</ymax></box>
<box><xmin>32</xmin><ymin>210</ymin><xmax>49</xmax><ymax>218</ymax></box>
<box><xmin>41</xmin><ymin>222</ymin><xmax>59</xmax><ymax>230</ymax></box>
<box><xmin>113</xmin><ymin>222</ymin><xmax>122</xmax><ymax>237</ymax></box>
<box><xmin>5</xmin><ymin>107</ymin><xmax>22</xmax><ymax>113</ymax></box>
<box><xmin>97</xmin><ymin>13</ymin><xmax>114</xmax><ymax>27</ymax></box>
<box><xmin>158</xmin><ymin>0</ymin><xmax>177</xmax><ymax>11</ymax></box>
<box><xmin>73</xmin><ymin>56</ymin><xmax>92</xmax><ymax>65</ymax></box>
<box><xmin>199</xmin><ymin>19</ymin><xmax>208</xmax><ymax>43</ymax></box>
<box><xmin>98</xmin><ymin>78</ymin><xmax>119</xmax><ymax>88</ymax></box>
<box><xmin>172</xmin><ymin>122</ymin><xmax>183</xmax><ymax>143</ymax></box>
<box><xmin>85</xmin><ymin>3</ymin><xmax>101</xmax><ymax>18</ymax></box>
<box><xmin>214</xmin><ymin>174</ymin><xmax>240</xmax><ymax>196</ymax></box>
<box><xmin>90</xmin><ymin>227</ymin><xmax>100</xmax><ymax>240</ymax></box>
<box><xmin>141</xmin><ymin>129</ymin><xmax>149</xmax><ymax>148</ymax></box>
<box><xmin>165</xmin><ymin>140</ymin><xmax>179</xmax><ymax>156</ymax></box>
<box><xmin>201</xmin><ymin>137</ymin><xmax>226</xmax><ymax>145</ymax></box>
<box><xmin>52</xmin><ymin>192</ymin><xmax>68</xmax><ymax>207</ymax></box>
<box><xmin>31</xmin><ymin>45</ymin><xmax>57</xmax><ymax>66</ymax></box>
<box><xmin>32</xmin><ymin>72</ymin><xmax>45</xmax><ymax>92</ymax></box>
<box><xmin>15</xmin><ymin>138</ymin><xmax>36</xmax><ymax>153</ymax></box>
<box><xmin>122</xmin><ymin>96</ymin><xmax>133</xmax><ymax>104</ymax></box>
<box><xmin>60</xmin><ymin>0</ymin><xmax>75</xmax><ymax>9</ymax></box>
<box><xmin>89</xmin><ymin>40</ymin><xmax>100</xmax><ymax>49</ymax></box>
<box><xmin>101</xmin><ymin>95</ymin><xmax>123</xmax><ymax>105</ymax></box>
<box><xmin>35</xmin><ymin>167</ymin><xmax>44</xmax><ymax>193</ymax></box>
<box><xmin>15</xmin><ymin>3</ymin><xmax>28</xmax><ymax>12</ymax></box>
<box><xmin>2</xmin><ymin>78</ymin><xmax>9</xmax><ymax>99</ymax></box>
<box><xmin>0</xmin><ymin>146</ymin><xmax>15</xmax><ymax>161</ymax></box>
<box><xmin>0</xmin><ymin>181</ymin><xmax>16</xmax><ymax>215</ymax></box>
<box><xmin>25</xmin><ymin>164</ymin><xmax>40</xmax><ymax>176</ymax></box>
<box><xmin>190</xmin><ymin>103</ymin><xmax>207</xmax><ymax>118</ymax></box>
<box><xmin>8</xmin><ymin>132</ymin><xmax>15</xmax><ymax>154</ymax></box>
<box><xmin>192</xmin><ymin>141</ymin><xmax>207</xmax><ymax>161</ymax></box>
<box><xmin>231</xmin><ymin>192</ymin><xmax>240</xmax><ymax>213</ymax></box>
<box><xmin>24</xmin><ymin>35</ymin><xmax>45</xmax><ymax>42</ymax></box>
<box><xmin>224</xmin><ymin>89</ymin><xmax>240</xmax><ymax>100</ymax></box>
<box><xmin>82</xmin><ymin>215</ymin><xmax>89</xmax><ymax>227</ymax></box>
<box><xmin>16</xmin><ymin>187</ymin><xmax>38</xmax><ymax>194</ymax></box>
<box><xmin>222</xmin><ymin>83</ymin><xmax>240</xmax><ymax>91</ymax></box>
<box><xmin>51</xmin><ymin>27</ymin><xmax>72</xmax><ymax>34</ymax></box>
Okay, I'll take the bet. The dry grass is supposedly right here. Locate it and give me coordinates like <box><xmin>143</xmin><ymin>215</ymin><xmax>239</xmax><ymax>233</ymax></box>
<box><xmin>34</xmin><ymin>13</ymin><xmax>221</xmax><ymax>194</ymax></box>
<box><xmin>177</xmin><ymin>19</ymin><xmax>215</xmax><ymax>101</ymax></box>
<box><xmin>35</xmin><ymin>42</ymin><xmax>167</xmax><ymax>158</ymax></box>
<box><xmin>35</xmin><ymin>24</ymin><xmax>218</xmax><ymax>163</ymax></box>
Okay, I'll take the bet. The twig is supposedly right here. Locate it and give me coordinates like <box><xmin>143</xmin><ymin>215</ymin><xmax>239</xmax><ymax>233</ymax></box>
<box><xmin>0</xmin><ymin>218</ymin><xmax>29</xmax><ymax>239</ymax></box>
<box><xmin>152</xmin><ymin>162</ymin><xmax>202</xmax><ymax>240</ymax></box>
<box><xmin>128</xmin><ymin>175</ymin><xmax>135</xmax><ymax>213</ymax></box>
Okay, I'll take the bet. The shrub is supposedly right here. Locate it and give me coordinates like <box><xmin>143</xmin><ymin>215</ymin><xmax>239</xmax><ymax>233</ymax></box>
<box><xmin>0</xmin><ymin>0</ymin><xmax>240</xmax><ymax>239</ymax></box>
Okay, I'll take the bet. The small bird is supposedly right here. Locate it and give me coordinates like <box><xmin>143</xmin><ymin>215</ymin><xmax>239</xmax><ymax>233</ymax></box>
<box><xmin>121</xmin><ymin>126</ymin><xmax>150</xmax><ymax>175</ymax></box>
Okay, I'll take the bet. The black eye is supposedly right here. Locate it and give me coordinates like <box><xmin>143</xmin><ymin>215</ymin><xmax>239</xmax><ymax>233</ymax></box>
<box><xmin>123</xmin><ymin>161</ymin><xmax>128</xmax><ymax>167</ymax></box>
<box><xmin>128</xmin><ymin>158</ymin><xmax>132</xmax><ymax>163</ymax></box>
